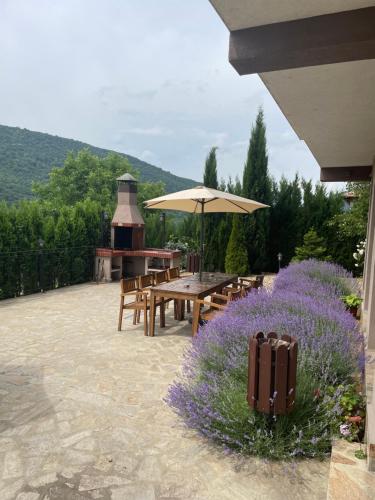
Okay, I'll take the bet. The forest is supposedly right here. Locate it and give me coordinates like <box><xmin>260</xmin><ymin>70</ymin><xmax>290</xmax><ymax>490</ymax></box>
<box><xmin>0</xmin><ymin>110</ymin><xmax>369</xmax><ymax>299</ymax></box>
<box><xmin>0</xmin><ymin>124</ymin><xmax>197</xmax><ymax>202</ymax></box>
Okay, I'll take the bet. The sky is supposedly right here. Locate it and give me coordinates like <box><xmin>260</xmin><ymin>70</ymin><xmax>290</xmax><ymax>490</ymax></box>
<box><xmin>0</xmin><ymin>0</ymin><xmax>322</xmax><ymax>185</ymax></box>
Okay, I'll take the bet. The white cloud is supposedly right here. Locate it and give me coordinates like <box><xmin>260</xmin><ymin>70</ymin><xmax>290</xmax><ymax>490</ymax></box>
<box><xmin>0</xmin><ymin>0</ymin><xmax>322</xmax><ymax>184</ymax></box>
<box><xmin>125</xmin><ymin>127</ymin><xmax>174</xmax><ymax>137</ymax></box>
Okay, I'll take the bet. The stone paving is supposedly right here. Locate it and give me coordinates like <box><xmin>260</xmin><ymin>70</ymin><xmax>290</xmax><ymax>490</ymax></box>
<box><xmin>0</xmin><ymin>282</ymin><xmax>329</xmax><ymax>499</ymax></box>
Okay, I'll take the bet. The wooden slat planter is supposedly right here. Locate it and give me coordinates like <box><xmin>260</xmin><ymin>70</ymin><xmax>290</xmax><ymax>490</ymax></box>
<box><xmin>247</xmin><ymin>332</ymin><xmax>298</xmax><ymax>415</ymax></box>
<box><xmin>186</xmin><ymin>253</ymin><xmax>200</xmax><ymax>273</ymax></box>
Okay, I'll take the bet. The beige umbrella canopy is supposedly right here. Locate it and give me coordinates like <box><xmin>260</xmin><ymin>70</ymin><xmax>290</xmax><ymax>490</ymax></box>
<box><xmin>145</xmin><ymin>185</ymin><xmax>269</xmax><ymax>280</ymax></box>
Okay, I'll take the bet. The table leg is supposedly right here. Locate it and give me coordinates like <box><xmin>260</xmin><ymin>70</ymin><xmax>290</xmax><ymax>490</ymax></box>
<box><xmin>192</xmin><ymin>299</ymin><xmax>200</xmax><ymax>336</ymax></box>
<box><xmin>175</xmin><ymin>299</ymin><xmax>185</xmax><ymax>321</ymax></box>
<box><xmin>160</xmin><ymin>297</ymin><xmax>165</xmax><ymax>328</ymax></box>
<box><xmin>150</xmin><ymin>291</ymin><xmax>156</xmax><ymax>337</ymax></box>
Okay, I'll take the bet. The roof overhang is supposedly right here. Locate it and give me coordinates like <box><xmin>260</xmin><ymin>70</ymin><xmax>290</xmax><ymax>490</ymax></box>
<box><xmin>210</xmin><ymin>0</ymin><xmax>375</xmax><ymax>181</ymax></box>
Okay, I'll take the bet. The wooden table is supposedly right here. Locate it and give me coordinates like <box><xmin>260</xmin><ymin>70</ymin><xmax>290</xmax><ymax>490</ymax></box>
<box><xmin>149</xmin><ymin>272</ymin><xmax>237</xmax><ymax>336</ymax></box>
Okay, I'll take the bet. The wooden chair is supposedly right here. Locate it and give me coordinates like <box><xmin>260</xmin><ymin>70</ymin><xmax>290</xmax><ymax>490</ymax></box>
<box><xmin>239</xmin><ymin>277</ymin><xmax>263</xmax><ymax>290</ymax></box>
<box><xmin>135</xmin><ymin>274</ymin><xmax>154</xmax><ymax>323</ymax></box>
<box><xmin>256</xmin><ymin>275</ymin><xmax>265</xmax><ymax>287</ymax></box>
<box><xmin>167</xmin><ymin>266</ymin><xmax>180</xmax><ymax>281</ymax></box>
<box><xmin>192</xmin><ymin>288</ymin><xmax>241</xmax><ymax>334</ymax></box>
<box><xmin>240</xmin><ymin>283</ymin><xmax>255</xmax><ymax>297</ymax></box>
<box><xmin>167</xmin><ymin>266</ymin><xmax>192</xmax><ymax>314</ymax></box>
<box><xmin>118</xmin><ymin>277</ymin><xmax>164</xmax><ymax>336</ymax></box>
<box><xmin>154</xmin><ymin>269</ymin><xmax>169</xmax><ymax>285</ymax></box>
<box><xmin>138</xmin><ymin>273</ymin><xmax>154</xmax><ymax>292</ymax></box>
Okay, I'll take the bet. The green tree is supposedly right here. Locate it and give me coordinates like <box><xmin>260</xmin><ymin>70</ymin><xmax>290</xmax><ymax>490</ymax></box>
<box><xmin>33</xmin><ymin>149</ymin><xmax>135</xmax><ymax>208</ymax></box>
<box><xmin>269</xmin><ymin>175</ymin><xmax>302</xmax><ymax>270</ymax></box>
<box><xmin>327</xmin><ymin>182</ymin><xmax>370</xmax><ymax>272</ymax></box>
<box><xmin>225</xmin><ymin>215</ymin><xmax>248</xmax><ymax>275</ymax></box>
<box><xmin>242</xmin><ymin>108</ymin><xmax>271</xmax><ymax>272</ymax></box>
<box><xmin>203</xmin><ymin>147</ymin><xmax>219</xmax><ymax>189</ymax></box>
<box><xmin>293</xmin><ymin>228</ymin><xmax>330</xmax><ymax>262</ymax></box>
<box><xmin>0</xmin><ymin>202</ymin><xmax>18</xmax><ymax>298</ymax></box>
<box><xmin>203</xmin><ymin>147</ymin><xmax>220</xmax><ymax>271</ymax></box>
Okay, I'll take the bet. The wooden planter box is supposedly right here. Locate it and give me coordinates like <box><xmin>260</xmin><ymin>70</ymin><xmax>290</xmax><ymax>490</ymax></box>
<box><xmin>247</xmin><ymin>332</ymin><xmax>298</xmax><ymax>415</ymax></box>
<box><xmin>186</xmin><ymin>253</ymin><xmax>200</xmax><ymax>273</ymax></box>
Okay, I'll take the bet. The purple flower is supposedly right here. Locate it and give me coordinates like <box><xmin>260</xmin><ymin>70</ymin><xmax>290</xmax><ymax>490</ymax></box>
<box><xmin>339</xmin><ymin>424</ymin><xmax>351</xmax><ymax>437</ymax></box>
<box><xmin>165</xmin><ymin>259</ymin><xmax>364</xmax><ymax>459</ymax></box>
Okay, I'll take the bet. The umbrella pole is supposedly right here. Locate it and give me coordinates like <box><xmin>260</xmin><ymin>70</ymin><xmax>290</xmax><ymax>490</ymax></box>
<box><xmin>199</xmin><ymin>201</ymin><xmax>204</xmax><ymax>281</ymax></box>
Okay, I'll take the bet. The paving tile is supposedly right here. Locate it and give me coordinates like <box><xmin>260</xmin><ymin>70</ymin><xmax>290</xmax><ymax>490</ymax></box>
<box><xmin>0</xmin><ymin>280</ymin><xmax>329</xmax><ymax>499</ymax></box>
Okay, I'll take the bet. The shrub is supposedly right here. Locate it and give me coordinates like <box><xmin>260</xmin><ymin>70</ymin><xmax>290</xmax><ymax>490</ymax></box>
<box><xmin>166</xmin><ymin>260</ymin><xmax>363</xmax><ymax>460</ymax></box>
<box><xmin>293</xmin><ymin>228</ymin><xmax>331</xmax><ymax>262</ymax></box>
<box><xmin>225</xmin><ymin>215</ymin><xmax>248</xmax><ymax>276</ymax></box>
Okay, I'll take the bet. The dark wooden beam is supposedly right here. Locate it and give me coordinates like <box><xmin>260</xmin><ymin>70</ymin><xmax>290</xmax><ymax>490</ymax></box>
<box><xmin>229</xmin><ymin>7</ymin><xmax>375</xmax><ymax>75</ymax></box>
<box><xmin>320</xmin><ymin>166</ymin><xmax>372</xmax><ymax>182</ymax></box>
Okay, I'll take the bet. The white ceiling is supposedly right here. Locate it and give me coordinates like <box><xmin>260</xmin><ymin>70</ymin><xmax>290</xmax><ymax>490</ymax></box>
<box><xmin>210</xmin><ymin>0</ymin><xmax>375</xmax><ymax>30</ymax></box>
<box><xmin>261</xmin><ymin>59</ymin><xmax>375</xmax><ymax>168</ymax></box>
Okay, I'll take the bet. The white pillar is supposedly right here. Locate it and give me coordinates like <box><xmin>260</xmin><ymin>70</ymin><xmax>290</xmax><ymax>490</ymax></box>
<box><xmin>363</xmin><ymin>167</ymin><xmax>375</xmax><ymax>310</ymax></box>
<box><xmin>365</xmin><ymin>163</ymin><xmax>375</xmax><ymax>349</ymax></box>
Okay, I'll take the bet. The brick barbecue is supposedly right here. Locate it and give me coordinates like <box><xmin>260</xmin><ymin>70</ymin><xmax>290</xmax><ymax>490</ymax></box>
<box><xmin>95</xmin><ymin>173</ymin><xmax>180</xmax><ymax>281</ymax></box>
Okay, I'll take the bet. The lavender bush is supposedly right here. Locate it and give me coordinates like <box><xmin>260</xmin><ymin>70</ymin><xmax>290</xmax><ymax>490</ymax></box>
<box><xmin>167</xmin><ymin>260</ymin><xmax>363</xmax><ymax>459</ymax></box>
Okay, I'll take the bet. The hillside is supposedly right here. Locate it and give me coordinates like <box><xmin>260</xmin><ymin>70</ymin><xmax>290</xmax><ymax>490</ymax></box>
<box><xmin>0</xmin><ymin>124</ymin><xmax>198</xmax><ymax>202</ymax></box>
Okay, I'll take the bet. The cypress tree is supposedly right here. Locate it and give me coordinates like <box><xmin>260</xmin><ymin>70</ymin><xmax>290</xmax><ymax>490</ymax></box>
<box><xmin>0</xmin><ymin>202</ymin><xmax>18</xmax><ymax>298</ymax></box>
<box><xmin>242</xmin><ymin>108</ymin><xmax>271</xmax><ymax>272</ymax></box>
<box><xmin>225</xmin><ymin>215</ymin><xmax>248</xmax><ymax>276</ymax></box>
<box><xmin>269</xmin><ymin>175</ymin><xmax>302</xmax><ymax>270</ymax></box>
<box><xmin>203</xmin><ymin>147</ymin><xmax>220</xmax><ymax>271</ymax></box>
<box><xmin>203</xmin><ymin>147</ymin><xmax>218</xmax><ymax>189</ymax></box>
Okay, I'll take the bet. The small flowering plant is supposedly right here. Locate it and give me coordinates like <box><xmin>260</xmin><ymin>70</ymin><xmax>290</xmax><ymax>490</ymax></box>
<box><xmin>353</xmin><ymin>240</ymin><xmax>366</xmax><ymax>271</ymax></box>
<box><xmin>323</xmin><ymin>384</ymin><xmax>366</xmax><ymax>442</ymax></box>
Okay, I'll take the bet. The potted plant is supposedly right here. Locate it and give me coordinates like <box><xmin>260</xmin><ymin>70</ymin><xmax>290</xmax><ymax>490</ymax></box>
<box><xmin>341</xmin><ymin>294</ymin><xmax>363</xmax><ymax>318</ymax></box>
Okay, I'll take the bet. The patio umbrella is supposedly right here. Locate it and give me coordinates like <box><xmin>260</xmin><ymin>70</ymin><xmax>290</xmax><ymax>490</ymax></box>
<box><xmin>145</xmin><ymin>185</ymin><xmax>269</xmax><ymax>281</ymax></box>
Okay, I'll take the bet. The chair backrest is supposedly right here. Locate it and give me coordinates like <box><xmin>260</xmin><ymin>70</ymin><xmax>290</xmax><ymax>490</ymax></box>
<box><xmin>120</xmin><ymin>277</ymin><xmax>139</xmax><ymax>294</ymax></box>
<box><xmin>228</xmin><ymin>288</ymin><xmax>242</xmax><ymax>301</ymax></box>
<box><xmin>241</xmin><ymin>284</ymin><xmax>254</xmax><ymax>296</ymax></box>
<box><xmin>168</xmin><ymin>266</ymin><xmax>180</xmax><ymax>280</ymax></box>
<box><xmin>256</xmin><ymin>275</ymin><xmax>264</xmax><ymax>286</ymax></box>
<box><xmin>154</xmin><ymin>270</ymin><xmax>169</xmax><ymax>285</ymax></box>
<box><xmin>139</xmin><ymin>274</ymin><xmax>154</xmax><ymax>289</ymax></box>
<box><xmin>222</xmin><ymin>284</ymin><xmax>238</xmax><ymax>296</ymax></box>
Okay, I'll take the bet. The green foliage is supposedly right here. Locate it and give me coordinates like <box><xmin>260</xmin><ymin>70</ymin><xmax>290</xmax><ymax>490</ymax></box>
<box><xmin>341</xmin><ymin>294</ymin><xmax>362</xmax><ymax>308</ymax></box>
<box><xmin>242</xmin><ymin>108</ymin><xmax>272</xmax><ymax>272</ymax></box>
<box><xmin>0</xmin><ymin>199</ymin><xmax>102</xmax><ymax>298</ymax></box>
<box><xmin>354</xmin><ymin>449</ymin><xmax>367</xmax><ymax>459</ymax></box>
<box><xmin>327</xmin><ymin>183</ymin><xmax>370</xmax><ymax>273</ymax></box>
<box><xmin>203</xmin><ymin>147</ymin><xmax>218</xmax><ymax>189</ymax></box>
<box><xmin>33</xmin><ymin>149</ymin><xmax>134</xmax><ymax>207</ymax></box>
<box><xmin>0</xmin><ymin>147</ymin><xmax>180</xmax><ymax>299</ymax></box>
<box><xmin>269</xmin><ymin>175</ymin><xmax>302</xmax><ymax>267</ymax></box>
<box><xmin>203</xmin><ymin>147</ymin><xmax>221</xmax><ymax>272</ymax></box>
<box><xmin>225</xmin><ymin>215</ymin><xmax>248</xmax><ymax>275</ymax></box>
<box><xmin>0</xmin><ymin>124</ymin><xmax>198</xmax><ymax>202</ymax></box>
<box><xmin>324</xmin><ymin>384</ymin><xmax>366</xmax><ymax>443</ymax></box>
<box><xmin>166</xmin><ymin>235</ymin><xmax>198</xmax><ymax>269</ymax></box>
<box><xmin>293</xmin><ymin>228</ymin><xmax>330</xmax><ymax>262</ymax></box>
<box><xmin>208</xmin><ymin>368</ymin><xmax>334</xmax><ymax>460</ymax></box>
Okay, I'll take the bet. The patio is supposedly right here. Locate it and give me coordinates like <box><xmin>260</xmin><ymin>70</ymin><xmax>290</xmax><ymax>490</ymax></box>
<box><xmin>0</xmin><ymin>282</ymin><xmax>329</xmax><ymax>499</ymax></box>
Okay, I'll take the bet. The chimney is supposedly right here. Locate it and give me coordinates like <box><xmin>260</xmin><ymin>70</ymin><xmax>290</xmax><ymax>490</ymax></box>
<box><xmin>111</xmin><ymin>173</ymin><xmax>145</xmax><ymax>250</ymax></box>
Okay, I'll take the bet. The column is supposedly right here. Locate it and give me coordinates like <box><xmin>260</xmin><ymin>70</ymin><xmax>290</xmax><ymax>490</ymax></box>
<box><xmin>363</xmin><ymin>167</ymin><xmax>375</xmax><ymax>310</ymax></box>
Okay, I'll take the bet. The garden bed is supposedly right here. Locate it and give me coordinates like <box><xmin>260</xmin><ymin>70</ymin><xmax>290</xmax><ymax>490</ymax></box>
<box><xmin>167</xmin><ymin>260</ymin><xmax>365</xmax><ymax>460</ymax></box>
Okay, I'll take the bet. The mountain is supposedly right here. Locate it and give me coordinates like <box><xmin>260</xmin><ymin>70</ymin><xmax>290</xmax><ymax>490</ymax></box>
<box><xmin>0</xmin><ymin>124</ymin><xmax>198</xmax><ymax>202</ymax></box>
